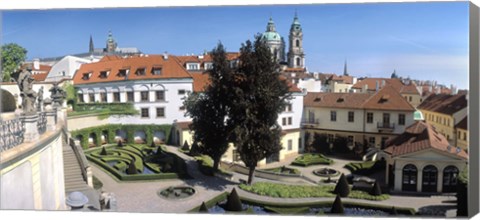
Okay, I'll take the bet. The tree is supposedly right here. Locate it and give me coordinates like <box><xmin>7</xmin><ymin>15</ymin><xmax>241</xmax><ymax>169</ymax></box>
<box><xmin>225</xmin><ymin>188</ymin><xmax>243</xmax><ymax>211</ymax></box>
<box><xmin>199</xmin><ymin>202</ymin><xmax>209</xmax><ymax>213</ymax></box>
<box><xmin>330</xmin><ymin>195</ymin><xmax>345</xmax><ymax>214</ymax></box>
<box><xmin>1</xmin><ymin>43</ymin><xmax>27</xmax><ymax>82</ymax></box>
<box><xmin>312</xmin><ymin>133</ymin><xmax>329</xmax><ymax>154</ymax></box>
<box><xmin>63</xmin><ymin>81</ymin><xmax>77</xmax><ymax>110</ymax></box>
<box><xmin>370</xmin><ymin>181</ymin><xmax>382</xmax><ymax>196</ymax></box>
<box><xmin>184</xmin><ymin>42</ymin><xmax>235</xmax><ymax>172</ymax></box>
<box><xmin>333</xmin><ymin>173</ymin><xmax>350</xmax><ymax>197</ymax></box>
<box><xmin>229</xmin><ymin>36</ymin><xmax>291</xmax><ymax>184</ymax></box>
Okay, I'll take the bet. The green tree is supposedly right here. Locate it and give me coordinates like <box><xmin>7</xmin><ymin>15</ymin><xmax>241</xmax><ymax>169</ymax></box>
<box><xmin>333</xmin><ymin>173</ymin><xmax>350</xmax><ymax>197</ymax></box>
<box><xmin>184</xmin><ymin>42</ymin><xmax>235</xmax><ymax>172</ymax></box>
<box><xmin>230</xmin><ymin>35</ymin><xmax>290</xmax><ymax>184</ymax></box>
<box><xmin>1</xmin><ymin>43</ymin><xmax>27</xmax><ymax>82</ymax></box>
<box><xmin>63</xmin><ymin>81</ymin><xmax>77</xmax><ymax>109</ymax></box>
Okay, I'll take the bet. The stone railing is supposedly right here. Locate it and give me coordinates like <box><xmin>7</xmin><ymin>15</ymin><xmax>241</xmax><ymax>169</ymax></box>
<box><xmin>69</xmin><ymin>138</ymin><xmax>93</xmax><ymax>187</ymax></box>
<box><xmin>0</xmin><ymin>118</ymin><xmax>25</xmax><ymax>152</ymax></box>
<box><xmin>37</xmin><ymin>112</ymin><xmax>47</xmax><ymax>135</ymax></box>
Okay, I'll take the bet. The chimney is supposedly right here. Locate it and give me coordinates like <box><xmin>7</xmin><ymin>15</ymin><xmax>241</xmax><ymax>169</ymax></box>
<box><xmin>381</xmin><ymin>80</ymin><xmax>386</xmax><ymax>88</ymax></box>
<box><xmin>362</xmin><ymin>84</ymin><xmax>368</xmax><ymax>93</ymax></box>
<box><xmin>375</xmin><ymin>81</ymin><xmax>379</xmax><ymax>91</ymax></box>
<box><xmin>33</xmin><ymin>58</ymin><xmax>40</xmax><ymax>70</ymax></box>
<box><xmin>163</xmin><ymin>51</ymin><xmax>169</xmax><ymax>60</ymax></box>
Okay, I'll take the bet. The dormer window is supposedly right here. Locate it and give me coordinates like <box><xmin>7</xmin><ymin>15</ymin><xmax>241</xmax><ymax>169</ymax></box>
<box><xmin>118</xmin><ymin>68</ymin><xmax>129</xmax><ymax>77</ymax></box>
<box><xmin>136</xmin><ymin>67</ymin><xmax>146</xmax><ymax>76</ymax></box>
<box><xmin>186</xmin><ymin>63</ymin><xmax>200</xmax><ymax>71</ymax></box>
<box><xmin>152</xmin><ymin>66</ymin><xmax>162</xmax><ymax>75</ymax></box>
<box><xmin>204</xmin><ymin>62</ymin><xmax>213</xmax><ymax>70</ymax></box>
<box><xmin>82</xmin><ymin>72</ymin><xmax>92</xmax><ymax>80</ymax></box>
<box><xmin>99</xmin><ymin>70</ymin><xmax>109</xmax><ymax>79</ymax></box>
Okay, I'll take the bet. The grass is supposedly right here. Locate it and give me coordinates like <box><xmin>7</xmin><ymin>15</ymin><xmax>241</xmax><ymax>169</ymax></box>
<box><xmin>239</xmin><ymin>182</ymin><xmax>390</xmax><ymax>201</ymax></box>
<box><xmin>194</xmin><ymin>155</ymin><xmax>232</xmax><ymax>176</ymax></box>
<box><xmin>67</xmin><ymin>108</ymin><xmax>139</xmax><ymax>119</ymax></box>
<box><xmin>291</xmin><ymin>153</ymin><xmax>334</xmax><ymax>167</ymax></box>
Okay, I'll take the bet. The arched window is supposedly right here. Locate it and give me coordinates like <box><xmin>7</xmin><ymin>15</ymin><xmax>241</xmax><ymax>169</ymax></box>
<box><xmin>422</xmin><ymin>165</ymin><xmax>438</xmax><ymax>192</ymax></box>
<box><xmin>296</xmin><ymin>57</ymin><xmax>301</xmax><ymax>66</ymax></box>
<box><xmin>443</xmin><ymin>166</ymin><xmax>459</xmax><ymax>192</ymax></box>
<box><xmin>402</xmin><ymin>164</ymin><xmax>417</xmax><ymax>191</ymax></box>
<box><xmin>295</xmin><ymin>39</ymin><xmax>300</xmax><ymax>47</ymax></box>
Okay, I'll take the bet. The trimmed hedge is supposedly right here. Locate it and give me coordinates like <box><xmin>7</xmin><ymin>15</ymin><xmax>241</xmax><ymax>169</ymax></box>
<box><xmin>71</xmin><ymin>124</ymin><xmax>172</xmax><ymax>149</ymax></box>
<box><xmin>291</xmin><ymin>153</ymin><xmax>333</xmax><ymax>167</ymax></box>
<box><xmin>344</xmin><ymin>160</ymin><xmax>385</xmax><ymax>175</ymax></box>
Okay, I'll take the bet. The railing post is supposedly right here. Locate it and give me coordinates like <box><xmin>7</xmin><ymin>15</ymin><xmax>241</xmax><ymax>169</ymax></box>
<box><xmin>21</xmin><ymin>114</ymin><xmax>39</xmax><ymax>143</ymax></box>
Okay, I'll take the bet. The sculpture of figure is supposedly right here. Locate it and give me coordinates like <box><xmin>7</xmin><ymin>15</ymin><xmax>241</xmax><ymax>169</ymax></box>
<box><xmin>37</xmin><ymin>86</ymin><xmax>44</xmax><ymax>111</ymax></box>
<box><xmin>16</xmin><ymin>67</ymin><xmax>37</xmax><ymax>115</ymax></box>
<box><xmin>50</xmin><ymin>82</ymin><xmax>66</xmax><ymax>107</ymax></box>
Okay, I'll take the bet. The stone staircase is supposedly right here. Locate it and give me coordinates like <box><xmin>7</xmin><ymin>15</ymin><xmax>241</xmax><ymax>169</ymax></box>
<box><xmin>63</xmin><ymin>143</ymin><xmax>90</xmax><ymax>192</ymax></box>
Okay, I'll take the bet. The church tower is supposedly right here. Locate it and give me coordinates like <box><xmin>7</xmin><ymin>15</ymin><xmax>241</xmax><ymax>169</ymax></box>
<box><xmin>105</xmin><ymin>31</ymin><xmax>117</xmax><ymax>53</ymax></box>
<box><xmin>287</xmin><ymin>13</ymin><xmax>305</xmax><ymax>68</ymax></box>
<box><xmin>261</xmin><ymin>17</ymin><xmax>285</xmax><ymax>63</ymax></box>
<box><xmin>89</xmin><ymin>35</ymin><xmax>94</xmax><ymax>54</ymax></box>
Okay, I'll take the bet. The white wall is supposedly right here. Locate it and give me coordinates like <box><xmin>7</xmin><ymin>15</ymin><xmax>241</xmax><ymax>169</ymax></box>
<box><xmin>45</xmin><ymin>56</ymin><xmax>91</xmax><ymax>82</ymax></box>
<box><xmin>297</xmin><ymin>78</ymin><xmax>321</xmax><ymax>92</ymax></box>
<box><xmin>277</xmin><ymin>92</ymin><xmax>304</xmax><ymax>131</ymax></box>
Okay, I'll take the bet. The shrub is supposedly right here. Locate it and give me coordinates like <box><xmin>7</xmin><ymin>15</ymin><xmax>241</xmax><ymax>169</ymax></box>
<box><xmin>126</xmin><ymin>161</ymin><xmax>138</xmax><ymax>175</ymax></box>
<box><xmin>199</xmin><ymin>202</ymin><xmax>209</xmax><ymax>213</ymax></box>
<box><xmin>117</xmin><ymin>140</ymin><xmax>123</xmax><ymax>147</ymax></box>
<box><xmin>291</xmin><ymin>153</ymin><xmax>333</xmax><ymax>167</ymax></box>
<box><xmin>226</xmin><ymin>188</ymin><xmax>243</xmax><ymax>211</ymax></box>
<box><xmin>330</xmin><ymin>195</ymin><xmax>344</xmax><ymax>214</ymax></box>
<box><xmin>370</xmin><ymin>181</ymin><xmax>382</xmax><ymax>196</ymax></box>
<box><xmin>390</xmin><ymin>206</ymin><xmax>398</xmax><ymax>215</ymax></box>
<box><xmin>333</xmin><ymin>174</ymin><xmax>350</xmax><ymax>197</ymax></box>
<box><xmin>100</xmin><ymin>146</ymin><xmax>107</xmax><ymax>155</ymax></box>
<box><xmin>182</xmin><ymin>140</ymin><xmax>190</xmax><ymax>151</ymax></box>
<box><xmin>344</xmin><ymin>160</ymin><xmax>385</xmax><ymax>175</ymax></box>
<box><xmin>189</xmin><ymin>142</ymin><xmax>200</xmax><ymax>156</ymax></box>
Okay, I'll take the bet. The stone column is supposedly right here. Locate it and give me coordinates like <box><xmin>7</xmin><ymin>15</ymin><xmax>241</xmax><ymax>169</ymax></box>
<box><xmin>416</xmin><ymin>168</ymin><xmax>423</xmax><ymax>192</ymax></box>
<box><xmin>437</xmin><ymin>169</ymin><xmax>444</xmax><ymax>193</ymax></box>
<box><xmin>21</xmin><ymin>114</ymin><xmax>39</xmax><ymax>142</ymax></box>
<box><xmin>45</xmin><ymin>110</ymin><xmax>57</xmax><ymax>132</ymax></box>
<box><xmin>394</xmin><ymin>167</ymin><xmax>402</xmax><ymax>191</ymax></box>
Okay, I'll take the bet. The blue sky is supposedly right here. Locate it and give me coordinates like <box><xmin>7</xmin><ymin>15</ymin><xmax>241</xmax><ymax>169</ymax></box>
<box><xmin>2</xmin><ymin>2</ymin><xmax>470</xmax><ymax>89</ymax></box>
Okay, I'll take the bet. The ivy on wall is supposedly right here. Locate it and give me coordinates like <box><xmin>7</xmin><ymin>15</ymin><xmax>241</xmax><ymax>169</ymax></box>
<box><xmin>71</xmin><ymin>124</ymin><xmax>172</xmax><ymax>149</ymax></box>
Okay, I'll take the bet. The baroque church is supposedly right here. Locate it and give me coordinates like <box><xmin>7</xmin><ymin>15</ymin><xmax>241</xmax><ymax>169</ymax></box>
<box><xmin>261</xmin><ymin>13</ymin><xmax>305</xmax><ymax>69</ymax></box>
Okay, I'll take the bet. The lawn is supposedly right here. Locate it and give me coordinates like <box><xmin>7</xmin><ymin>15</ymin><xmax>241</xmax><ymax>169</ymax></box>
<box><xmin>239</xmin><ymin>182</ymin><xmax>389</xmax><ymax>201</ymax></box>
<box><xmin>291</xmin><ymin>153</ymin><xmax>333</xmax><ymax>167</ymax></box>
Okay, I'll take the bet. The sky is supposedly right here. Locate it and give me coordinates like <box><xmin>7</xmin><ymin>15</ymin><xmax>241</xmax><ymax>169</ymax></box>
<box><xmin>1</xmin><ymin>2</ymin><xmax>470</xmax><ymax>89</ymax></box>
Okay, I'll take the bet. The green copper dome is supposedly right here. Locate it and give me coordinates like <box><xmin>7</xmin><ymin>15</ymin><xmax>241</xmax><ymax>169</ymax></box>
<box><xmin>414</xmin><ymin>109</ymin><xmax>424</xmax><ymax>121</ymax></box>
<box><xmin>262</xmin><ymin>17</ymin><xmax>282</xmax><ymax>42</ymax></box>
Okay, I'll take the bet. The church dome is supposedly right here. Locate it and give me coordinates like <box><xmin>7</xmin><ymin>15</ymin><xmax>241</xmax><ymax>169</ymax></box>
<box><xmin>261</xmin><ymin>17</ymin><xmax>282</xmax><ymax>42</ymax></box>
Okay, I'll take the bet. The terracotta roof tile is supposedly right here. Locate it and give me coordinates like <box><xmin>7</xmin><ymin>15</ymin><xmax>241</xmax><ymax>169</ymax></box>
<box><xmin>32</xmin><ymin>73</ymin><xmax>48</xmax><ymax>81</ymax></box>
<box><xmin>174</xmin><ymin>121</ymin><xmax>192</xmax><ymax>130</ymax></box>
<box><xmin>418</xmin><ymin>93</ymin><xmax>467</xmax><ymax>115</ymax></box>
<box><xmin>191</xmin><ymin>73</ymin><xmax>210</xmax><ymax>92</ymax></box>
<box><xmin>73</xmin><ymin>55</ymin><xmax>192</xmax><ymax>85</ymax></box>
<box><xmin>304</xmin><ymin>92</ymin><xmax>371</xmax><ymax>109</ymax></box>
<box><xmin>384</xmin><ymin>121</ymin><xmax>467</xmax><ymax>159</ymax></box>
<box><xmin>330</xmin><ymin>75</ymin><xmax>354</xmax><ymax>84</ymax></box>
<box><xmin>456</xmin><ymin>116</ymin><xmax>467</xmax><ymax>130</ymax></box>
<box><xmin>352</xmin><ymin>78</ymin><xmax>403</xmax><ymax>92</ymax></box>
<box><xmin>399</xmin><ymin>82</ymin><xmax>420</xmax><ymax>95</ymax></box>
<box><xmin>362</xmin><ymin>85</ymin><xmax>415</xmax><ymax>111</ymax></box>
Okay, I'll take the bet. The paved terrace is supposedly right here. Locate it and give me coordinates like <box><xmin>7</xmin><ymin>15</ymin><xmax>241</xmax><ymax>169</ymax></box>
<box><xmin>91</xmin><ymin>145</ymin><xmax>457</xmax><ymax>216</ymax></box>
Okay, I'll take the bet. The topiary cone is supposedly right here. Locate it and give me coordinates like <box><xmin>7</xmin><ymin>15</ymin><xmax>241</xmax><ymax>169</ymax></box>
<box><xmin>390</xmin><ymin>206</ymin><xmax>398</xmax><ymax>215</ymax></box>
<box><xmin>225</xmin><ymin>188</ymin><xmax>243</xmax><ymax>211</ymax></box>
<box><xmin>330</xmin><ymin>195</ymin><xmax>344</xmax><ymax>214</ymax></box>
<box><xmin>126</xmin><ymin>161</ymin><xmax>138</xmax><ymax>175</ymax></box>
<box><xmin>117</xmin><ymin>140</ymin><xmax>123</xmax><ymax>147</ymax></box>
<box><xmin>333</xmin><ymin>174</ymin><xmax>350</xmax><ymax>197</ymax></box>
<box><xmin>182</xmin><ymin>140</ymin><xmax>190</xmax><ymax>151</ymax></box>
<box><xmin>100</xmin><ymin>146</ymin><xmax>107</xmax><ymax>155</ymax></box>
<box><xmin>370</xmin><ymin>181</ymin><xmax>382</xmax><ymax>196</ymax></box>
<box><xmin>199</xmin><ymin>202</ymin><xmax>209</xmax><ymax>213</ymax></box>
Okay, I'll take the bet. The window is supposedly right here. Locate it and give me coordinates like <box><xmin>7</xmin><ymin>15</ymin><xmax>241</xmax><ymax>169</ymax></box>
<box><xmin>369</xmin><ymin>137</ymin><xmax>375</xmax><ymax>147</ymax></box>
<box><xmin>99</xmin><ymin>71</ymin><xmax>109</xmax><ymax>78</ymax></box>
<box><xmin>156</xmin><ymin>107</ymin><xmax>165</xmax><ymax>118</ymax></box>
<box><xmin>285</xmin><ymin>104</ymin><xmax>292</xmax><ymax>112</ymax></box>
<box><xmin>136</xmin><ymin>68</ymin><xmax>146</xmax><ymax>75</ymax></box>
<box><xmin>113</xmin><ymin>92</ymin><xmax>120</xmax><ymax>102</ymax></box>
<box><xmin>348</xmin><ymin>111</ymin><xmax>354</xmax><ymax>122</ymax></box>
<box><xmin>204</xmin><ymin>62</ymin><xmax>213</xmax><ymax>70</ymax></box>
<box><xmin>152</xmin><ymin>67</ymin><xmax>162</xmax><ymax>75</ymax></box>
<box><xmin>398</xmin><ymin>114</ymin><xmax>405</xmax><ymax>125</ymax></box>
<box><xmin>381</xmin><ymin>137</ymin><xmax>389</xmax><ymax>149</ymax></box>
<box><xmin>187</xmin><ymin>63</ymin><xmax>199</xmax><ymax>70</ymax></box>
<box><xmin>89</xmin><ymin>94</ymin><xmax>95</xmax><ymax>103</ymax></box>
<box><xmin>367</xmin><ymin>112</ymin><xmax>373</xmax><ymax>123</ymax></box>
<box><xmin>82</xmin><ymin>73</ymin><xmax>91</xmax><ymax>80</ymax></box>
<box><xmin>141</xmin><ymin>108</ymin><xmax>149</xmax><ymax>118</ymax></box>
<box><xmin>409</xmin><ymin>96</ymin><xmax>412</xmax><ymax>102</ymax></box>
<box><xmin>118</xmin><ymin>69</ymin><xmax>128</xmax><ymax>77</ymax></box>
<box><xmin>100</xmin><ymin>93</ymin><xmax>107</xmax><ymax>102</ymax></box>
<box><xmin>327</xmin><ymin>134</ymin><xmax>334</xmax><ymax>143</ymax></box>
<box><xmin>296</xmin><ymin>57</ymin><xmax>301</xmax><ymax>66</ymax></box>
<box><xmin>233</xmin><ymin>150</ymin><xmax>241</xmax><ymax>161</ymax></box>
<box><xmin>282</xmin><ymin>118</ymin><xmax>287</xmax><ymax>126</ymax></box>
<box><xmin>178</xmin><ymin>89</ymin><xmax>186</xmax><ymax>95</ymax></box>
<box><xmin>156</xmin><ymin>91</ymin><xmax>165</xmax><ymax>101</ymax></box>
<box><xmin>288</xmin><ymin>117</ymin><xmax>292</xmax><ymax>125</ymax></box>
<box><xmin>295</xmin><ymin>39</ymin><xmax>300</xmax><ymax>47</ymax></box>
<box><xmin>141</xmin><ymin>91</ymin><xmax>149</xmax><ymax>102</ymax></box>
<box><xmin>330</xmin><ymin>111</ymin><xmax>337</xmax><ymax>122</ymax></box>
<box><xmin>463</xmin><ymin>132</ymin><xmax>467</xmax><ymax>141</ymax></box>
<box><xmin>78</xmin><ymin>94</ymin><xmax>84</xmax><ymax>103</ymax></box>
<box><xmin>179</xmin><ymin>106</ymin><xmax>186</xmax><ymax>111</ymax></box>
<box><xmin>126</xmin><ymin>92</ymin><xmax>134</xmax><ymax>102</ymax></box>
<box><xmin>288</xmin><ymin>139</ymin><xmax>293</xmax><ymax>151</ymax></box>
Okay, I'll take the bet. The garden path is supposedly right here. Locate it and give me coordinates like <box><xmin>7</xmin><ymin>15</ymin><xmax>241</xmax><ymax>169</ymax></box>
<box><xmin>91</xmin><ymin>146</ymin><xmax>457</xmax><ymax>216</ymax></box>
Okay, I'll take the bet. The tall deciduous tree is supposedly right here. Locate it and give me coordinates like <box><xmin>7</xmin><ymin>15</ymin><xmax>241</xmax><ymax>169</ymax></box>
<box><xmin>230</xmin><ymin>35</ymin><xmax>290</xmax><ymax>184</ymax></box>
<box><xmin>184</xmin><ymin>43</ymin><xmax>235</xmax><ymax>172</ymax></box>
<box><xmin>1</xmin><ymin>43</ymin><xmax>27</xmax><ymax>82</ymax></box>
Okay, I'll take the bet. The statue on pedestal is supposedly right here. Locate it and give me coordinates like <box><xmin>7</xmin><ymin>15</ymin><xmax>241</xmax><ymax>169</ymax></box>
<box><xmin>16</xmin><ymin>67</ymin><xmax>37</xmax><ymax>115</ymax></box>
<box><xmin>37</xmin><ymin>86</ymin><xmax>44</xmax><ymax>112</ymax></box>
<box><xmin>50</xmin><ymin>82</ymin><xmax>66</xmax><ymax>107</ymax></box>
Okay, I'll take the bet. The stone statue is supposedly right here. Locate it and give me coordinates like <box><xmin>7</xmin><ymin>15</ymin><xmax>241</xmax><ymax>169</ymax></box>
<box><xmin>37</xmin><ymin>86</ymin><xmax>44</xmax><ymax>111</ymax></box>
<box><xmin>50</xmin><ymin>82</ymin><xmax>66</xmax><ymax>107</ymax></box>
<box><xmin>16</xmin><ymin>67</ymin><xmax>37</xmax><ymax>115</ymax></box>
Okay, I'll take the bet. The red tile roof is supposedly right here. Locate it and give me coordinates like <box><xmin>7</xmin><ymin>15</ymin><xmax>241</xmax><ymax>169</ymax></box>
<box><xmin>304</xmin><ymin>85</ymin><xmax>414</xmax><ymax>111</ymax></box>
<box><xmin>32</xmin><ymin>73</ymin><xmax>48</xmax><ymax>81</ymax></box>
<box><xmin>174</xmin><ymin>121</ymin><xmax>192</xmax><ymax>130</ymax></box>
<box><xmin>456</xmin><ymin>116</ymin><xmax>467</xmax><ymax>130</ymax></box>
<box><xmin>417</xmin><ymin>93</ymin><xmax>467</xmax><ymax>115</ymax></box>
<box><xmin>73</xmin><ymin>55</ymin><xmax>192</xmax><ymax>85</ymax></box>
<box><xmin>352</xmin><ymin>78</ymin><xmax>403</xmax><ymax>91</ymax></box>
<box><xmin>191</xmin><ymin>73</ymin><xmax>211</xmax><ymax>92</ymax></box>
<box><xmin>330</xmin><ymin>75</ymin><xmax>354</xmax><ymax>84</ymax></box>
<box><xmin>176</xmin><ymin>52</ymin><xmax>240</xmax><ymax>69</ymax></box>
<box><xmin>399</xmin><ymin>82</ymin><xmax>420</xmax><ymax>95</ymax></box>
<box><xmin>384</xmin><ymin>121</ymin><xmax>468</xmax><ymax>159</ymax></box>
